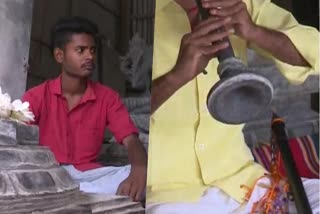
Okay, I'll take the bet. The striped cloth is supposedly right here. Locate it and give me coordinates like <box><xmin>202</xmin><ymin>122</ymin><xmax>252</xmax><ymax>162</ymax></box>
<box><xmin>251</xmin><ymin>134</ymin><xmax>320</xmax><ymax>178</ymax></box>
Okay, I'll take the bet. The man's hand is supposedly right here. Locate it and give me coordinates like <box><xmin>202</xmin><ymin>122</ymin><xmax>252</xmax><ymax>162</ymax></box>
<box><xmin>116</xmin><ymin>134</ymin><xmax>147</xmax><ymax>202</ymax></box>
<box><xmin>116</xmin><ymin>165</ymin><xmax>147</xmax><ymax>202</ymax></box>
<box><xmin>201</xmin><ymin>0</ymin><xmax>311</xmax><ymax>67</ymax></box>
<box><xmin>202</xmin><ymin>0</ymin><xmax>256</xmax><ymax>40</ymax></box>
<box><xmin>151</xmin><ymin>16</ymin><xmax>232</xmax><ymax>113</ymax></box>
<box><xmin>172</xmin><ymin>17</ymin><xmax>232</xmax><ymax>83</ymax></box>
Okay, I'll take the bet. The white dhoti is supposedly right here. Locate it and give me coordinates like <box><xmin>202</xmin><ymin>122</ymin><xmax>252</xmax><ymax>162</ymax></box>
<box><xmin>62</xmin><ymin>165</ymin><xmax>131</xmax><ymax>195</ymax></box>
<box><xmin>146</xmin><ymin>178</ymin><xmax>320</xmax><ymax>214</ymax></box>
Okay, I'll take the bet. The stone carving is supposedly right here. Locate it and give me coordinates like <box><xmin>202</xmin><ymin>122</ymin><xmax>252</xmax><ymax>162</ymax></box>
<box><xmin>120</xmin><ymin>33</ymin><xmax>153</xmax><ymax>96</ymax></box>
<box><xmin>0</xmin><ymin>119</ymin><xmax>144</xmax><ymax>213</ymax></box>
<box><xmin>0</xmin><ymin>119</ymin><xmax>80</xmax><ymax>213</ymax></box>
<box><xmin>120</xmin><ymin>34</ymin><xmax>152</xmax><ymax>149</ymax></box>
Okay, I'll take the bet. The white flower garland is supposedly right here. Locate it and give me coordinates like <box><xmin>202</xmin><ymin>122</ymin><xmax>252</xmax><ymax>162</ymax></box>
<box><xmin>0</xmin><ymin>87</ymin><xmax>35</xmax><ymax>123</ymax></box>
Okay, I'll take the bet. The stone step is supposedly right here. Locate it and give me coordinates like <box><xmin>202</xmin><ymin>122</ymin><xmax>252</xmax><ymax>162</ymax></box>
<box><xmin>0</xmin><ymin>119</ymin><xmax>39</xmax><ymax>146</ymax></box>
<box><xmin>32</xmin><ymin>205</ymin><xmax>92</xmax><ymax>214</ymax></box>
<box><xmin>95</xmin><ymin>207</ymin><xmax>145</xmax><ymax>214</ymax></box>
<box><xmin>92</xmin><ymin>202</ymin><xmax>143</xmax><ymax>213</ymax></box>
<box><xmin>76</xmin><ymin>193</ymin><xmax>145</xmax><ymax>214</ymax></box>
<box><xmin>0</xmin><ymin>189</ymin><xmax>80</xmax><ymax>214</ymax></box>
<box><xmin>0</xmin><ymin>146</ymin><xmax>58</xmax><ymax>170</ymax></box>
<box><xmin>0</xmin><ymin>167</ymin><xmax>78</xmax><ymax>196</ymax></box>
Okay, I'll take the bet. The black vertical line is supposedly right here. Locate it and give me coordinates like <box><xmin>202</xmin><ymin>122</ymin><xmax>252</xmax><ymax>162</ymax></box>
<box><xmin>97</xmin><ymin>36</ymin><xmax>103</xmax><ymax>84</ymax></box>
<box><xmin>118</xmin><ymin>0</ymin><xmax>131</xmax><ymax>54</ymax></box>
<box><xmin>67</xmin><ymin>0</ymin><xmax>73</xmax><ymax>16</ymax></box>
<box><xmin>272</xmin><ymin>114</ymin><xmax>312</xmax><ymax>214</ymax></box>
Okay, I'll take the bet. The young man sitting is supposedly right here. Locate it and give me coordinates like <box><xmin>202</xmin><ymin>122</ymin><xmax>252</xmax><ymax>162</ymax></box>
<box><xmin>23</xmin><ymin>17</ymin><xmax>147</xmax><ymax>202</ymax></box>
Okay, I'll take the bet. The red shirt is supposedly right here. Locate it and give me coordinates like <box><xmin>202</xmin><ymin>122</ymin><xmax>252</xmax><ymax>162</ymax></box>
<box><xmin>22</xmin><ymin>76</ymin><xmax>138</xmax><ymax>171</ymax></box>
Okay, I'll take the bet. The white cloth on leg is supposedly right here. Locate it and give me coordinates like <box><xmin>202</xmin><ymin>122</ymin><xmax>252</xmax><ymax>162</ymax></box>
<box><xmin>243</xmin><ymin>177</ymin><xmax>320</xmax><ymax>214</ymax></box>
<box><xmin>146</xmin><ymin>178</ymin><xmax>320</xmax><ymax>214</ymax></box>
<box><xmin>62</xmin><ymin>165</ymin><xmax>131</xmax><ymax>195</ymax></box>
<box><xmin>146</xmin><ymin>188</ymin><xmax>239</xmax><ymax>214</ymax></box>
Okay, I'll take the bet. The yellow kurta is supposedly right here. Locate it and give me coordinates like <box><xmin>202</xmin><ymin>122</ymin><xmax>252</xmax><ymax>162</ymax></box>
<box><xmin>147</xmin><ymin>0</ymin><xmax>319</xmax><ymax>204</ymax></box>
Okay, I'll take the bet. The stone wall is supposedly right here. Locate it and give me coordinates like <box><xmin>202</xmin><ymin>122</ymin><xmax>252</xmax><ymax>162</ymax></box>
<box><xmin>0</xmin><ymin>0</ymin><xmax>33</xmax><ymax>100</ymax></box>
<box><xmin>243</xmin><ymin>50</ymin><xmax>319</xmax><ymax>147</ymax></box>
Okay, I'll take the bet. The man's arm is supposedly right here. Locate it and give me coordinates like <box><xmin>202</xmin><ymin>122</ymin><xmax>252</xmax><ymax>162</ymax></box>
<box><xmin>151</xmin><ymin>68</ymin><xmax>187</xmax><ymax>114</ymax></box>
<box><xmin>105</xmin><ymin>91</ymin><xmax>148</xmax><ymax>202</ymax></box>
<box><xmin>247</xmin><ymin>25</ymin><xmax>309</xmax><ymax>67</ymax></box>
<box><xmin>123</xmin><ymin>135</ymin><xmax>147</xmax><ymax>168</ymax></box>
<box><xmin>116</xmin><ymin>134</ymin><xmax>147</xmax><ymax>202</ymax></box>
<box><xmin>151</xmin><ymin>17</ymin><xmax>232</xmax><ymax>113</ymax></box>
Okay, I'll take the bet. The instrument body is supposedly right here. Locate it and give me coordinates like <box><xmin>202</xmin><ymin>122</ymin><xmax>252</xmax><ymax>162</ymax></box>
<box><xmin>194</xmin><ymin>0</ymin><xmax>274</xmax><ymax>124</ymax></box>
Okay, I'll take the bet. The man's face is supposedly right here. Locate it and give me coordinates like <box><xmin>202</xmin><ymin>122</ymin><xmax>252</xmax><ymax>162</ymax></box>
<box><xmin>55</xmin><ymin>33</ymin><xmax>97</xmax><ymax>78</ymax></box>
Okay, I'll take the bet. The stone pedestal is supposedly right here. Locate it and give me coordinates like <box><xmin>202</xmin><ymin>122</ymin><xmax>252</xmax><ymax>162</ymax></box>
<box><xmin>0</xmin><ymin>119</ymin><xmax>145</xmax><ymax>213</ymax></box>
<box><xmin>0</xmin><ymin>119</ymin><xmax>80</xmax><ymax>213</ymax></box>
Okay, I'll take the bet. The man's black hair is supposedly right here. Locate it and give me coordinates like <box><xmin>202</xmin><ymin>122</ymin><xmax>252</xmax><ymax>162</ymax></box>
<box><xmin>50</xmin><ymin>16</ymin><xmax>99</xmax><ymax>53</ymax></box>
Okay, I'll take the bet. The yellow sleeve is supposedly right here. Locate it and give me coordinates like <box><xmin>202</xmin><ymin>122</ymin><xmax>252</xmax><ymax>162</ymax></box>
<box><xmin>246</xmin><ymin>0</ymin><xmax>319</xmax><ymax>84</ymax></box>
